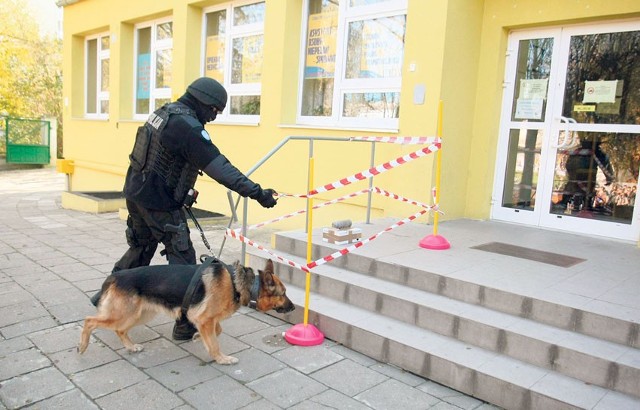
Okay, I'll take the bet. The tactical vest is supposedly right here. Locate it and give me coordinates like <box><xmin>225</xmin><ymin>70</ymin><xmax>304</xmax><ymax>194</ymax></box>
<box><xmin>129</xmin><ymin>103</ymin><xmax>201</xmax><ymax>204</ymax></box>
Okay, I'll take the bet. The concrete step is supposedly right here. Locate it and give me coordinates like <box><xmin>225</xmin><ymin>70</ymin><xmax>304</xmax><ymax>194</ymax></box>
<box><xmin>273</xmin><ymin>229</ymin><xmax>639</xmax><ymax>350</ymax></box>
<box><xmin>247</xmin><ymin>248</ymin><xmax>640</xmax><ymax>401</ymax></box>
<box><xmin>252</xmin><ymin>270</ymin><xmax>640</xmax><ymax>410</ymax></box>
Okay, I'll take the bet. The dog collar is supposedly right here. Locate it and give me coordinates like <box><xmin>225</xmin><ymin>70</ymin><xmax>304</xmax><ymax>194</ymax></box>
<box><xmin>250</xmin><ymin>277</ymin><xmax>260</xmax><ymax>302</ymax></box>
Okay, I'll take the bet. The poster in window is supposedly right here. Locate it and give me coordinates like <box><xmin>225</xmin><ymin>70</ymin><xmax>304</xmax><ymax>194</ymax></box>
<box><xmin>205</xmin><ymin>35</ymin><xmax>224</xmax><ymax>83</ymax></box>
<box><xmin>137</xmin><ymin>53</ymin><xmax>150</xmax><ymax>99</ymax></box>
<box><xmin>357</xmin><ymin>19</ymin><xmax>403</xmax><ymax>78</ymax></box>
<box><xmin>304</xmin><ymin>12</ymin><xmax>338</xmax><ymax>79</ymax></box>
<box><xmin>240</xmin><ymin>35</ymin><xmax>262</xmax><ymax>84</ymax></box>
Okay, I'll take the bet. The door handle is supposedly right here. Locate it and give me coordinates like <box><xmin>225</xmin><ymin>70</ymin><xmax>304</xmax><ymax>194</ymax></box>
<box><xmin>554</xmin><ymin>116</ymin><xmax>578</xmax><ymax>149</ymax></box>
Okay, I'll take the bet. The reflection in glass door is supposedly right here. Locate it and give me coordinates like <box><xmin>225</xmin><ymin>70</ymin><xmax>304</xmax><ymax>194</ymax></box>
<box><xmin>493</xmin><ymin>21</ymin><xmax>640</xmax><ymax>241</ymax></box>
<box><xmin>549</xmin><ymin>131</ymin><xmax>635</xmax><ymax>224</ymax></box>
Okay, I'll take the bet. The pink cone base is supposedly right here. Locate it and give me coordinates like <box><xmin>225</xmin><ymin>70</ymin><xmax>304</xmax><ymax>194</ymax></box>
<box><xmin>419</xmin><ymin>234</ymin><xmax>451</xmax><ymax>250</ymax></box>
<box><xmin>284</xmin><ymin>324</ymin><xmax>325</xmax><ymax>346</ymax></box>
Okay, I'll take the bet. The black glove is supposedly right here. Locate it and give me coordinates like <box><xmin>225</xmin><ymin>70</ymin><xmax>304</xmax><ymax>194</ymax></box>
<box><xmin>257</xmin><ymin>189</ymin><xmax>277</xmax><ymax>208</ymax></box>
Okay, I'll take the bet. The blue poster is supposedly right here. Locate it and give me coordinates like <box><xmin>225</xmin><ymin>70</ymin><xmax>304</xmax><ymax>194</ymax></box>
<box><xmin>137</xmin><ymin>53</ymin><xmax>150</xmax><ymax>99</ymax></box>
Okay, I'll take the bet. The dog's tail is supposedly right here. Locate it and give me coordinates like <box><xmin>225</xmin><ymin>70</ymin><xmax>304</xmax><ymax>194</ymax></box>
<box><xmin>90</xmin><ymin>276</ymin><xmax>116</xmax><ymax>307</ymax></box>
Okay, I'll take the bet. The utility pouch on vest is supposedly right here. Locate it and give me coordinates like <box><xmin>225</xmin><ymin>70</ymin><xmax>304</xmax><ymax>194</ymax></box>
<box><xmin>129</xmin><ymin>125</ymin><xmax>151</xmax><ymax>171</ymax></box>
<box><xmin>129</xmin><ymin>108</ymin><xmax>172</xmax><ymax>172</ymax></box>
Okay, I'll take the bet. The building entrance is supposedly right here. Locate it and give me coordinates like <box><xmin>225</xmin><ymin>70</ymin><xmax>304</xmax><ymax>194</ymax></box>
<box><xmin>492</xmin><ymin>20</ymin><xmax>640</xmax><ymax>241</ymax></box>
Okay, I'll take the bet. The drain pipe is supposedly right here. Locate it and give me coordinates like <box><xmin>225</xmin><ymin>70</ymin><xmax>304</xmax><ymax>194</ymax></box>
<box><xmin>56</xmin><ymin>159</ymin><xmax>74</xmax><ymax>191</ymax></box>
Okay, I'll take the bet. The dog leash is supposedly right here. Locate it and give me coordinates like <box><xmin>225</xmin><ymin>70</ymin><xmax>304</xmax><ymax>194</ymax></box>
<box><xmin>181</xmin><ymin>188</ymin><xmax>216</xmax><ymax>256</ymax></box>
<box><xmin>184</xmin><ymin>206</ymin><xmax>213</xmax><ymax>255</ymax></box>
<box><xmin>180</xmin><ymin>192</ymin><xmax>239</xmax><ymax>316</ymax></box>
<box><xmin>184</xmin><ymin>206</ymin><xmax>238</xmax><ymax>300</ymax></box>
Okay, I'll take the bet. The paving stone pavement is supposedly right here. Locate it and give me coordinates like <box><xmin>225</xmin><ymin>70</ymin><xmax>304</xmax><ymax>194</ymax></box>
<box><xmin>0</xmin><ymin>166</ymin><xmax>501</xmax><ymax>410</ymax></box>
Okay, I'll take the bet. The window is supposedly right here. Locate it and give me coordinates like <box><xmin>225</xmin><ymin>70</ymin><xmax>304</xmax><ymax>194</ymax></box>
<box><xmin>202</xmin><ymin>1</ymin><xmax>265</xmax><ymax>123</ymax></box>
<box><xmin>85</xmin><ymin>33</ymin><xmax>110</xmax><ymax>118</ymax></box>
<box><xmin>299</xmin><ymin>0</ymin><xmax>407</xmax><ymax>129</ymax></box>
<box><xmin>134</xmin><ymin>18</ymin><xmax>173</xmax><ymax>119</ymax></box>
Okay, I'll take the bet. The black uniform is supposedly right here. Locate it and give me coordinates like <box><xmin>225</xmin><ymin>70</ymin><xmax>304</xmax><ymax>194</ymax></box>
<box><xmin>113</xmin><ymin>94</ymin><xmax>276</xmax><ymax>271</ymax></box>
<box><xmin>94</xmin><ymin>77</ymin><xmax>276</xmax><ymax>340</ymax></box>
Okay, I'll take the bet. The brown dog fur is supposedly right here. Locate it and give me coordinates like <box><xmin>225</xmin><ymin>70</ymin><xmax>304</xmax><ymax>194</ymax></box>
<box><xmin>78</xmin><ymin>259</ymin><xmax>294</xmax><ymax>364</ymax></box>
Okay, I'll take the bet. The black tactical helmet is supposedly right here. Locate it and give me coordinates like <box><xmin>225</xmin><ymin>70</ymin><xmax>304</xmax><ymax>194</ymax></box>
<box><xmin>187</xmin><ymin>77</ymin><xmax>227</xmax><ymax>111</ymax></box>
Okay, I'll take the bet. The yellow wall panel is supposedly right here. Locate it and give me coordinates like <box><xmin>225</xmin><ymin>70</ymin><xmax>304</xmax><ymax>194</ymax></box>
<box><xmin>59</xmin><ymin>0</ymin><xmax>640</xmax><ymax>229</ymax></box>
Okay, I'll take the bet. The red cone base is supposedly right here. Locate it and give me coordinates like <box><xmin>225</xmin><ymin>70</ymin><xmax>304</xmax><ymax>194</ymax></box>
<box><xmin>419</xmin><ymin>234</ymin><xmax>451</xmax><ymax>250</ymax></box>
<box><xmin>284</xmin><ymin>323</ymin><xmax>325</xmax><ymax>346</ymax></box>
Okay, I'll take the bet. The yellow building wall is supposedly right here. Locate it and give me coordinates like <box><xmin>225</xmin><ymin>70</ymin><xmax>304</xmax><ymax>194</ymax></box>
<box><xmin>60</xmin><ymin>0</ymin><xmax>449</xmax><ymax>231</ymax></box>
<box><xmin>59</xmin><ymin>0</ymin><xmax>640</xmax><ymax>231</ymax></box>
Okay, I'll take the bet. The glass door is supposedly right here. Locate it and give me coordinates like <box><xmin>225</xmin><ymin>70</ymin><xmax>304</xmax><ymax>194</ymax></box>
<box><xmin>492</xmin><ymin>21</ymin><xmax>640</xmax><ymax>241</ymax></box>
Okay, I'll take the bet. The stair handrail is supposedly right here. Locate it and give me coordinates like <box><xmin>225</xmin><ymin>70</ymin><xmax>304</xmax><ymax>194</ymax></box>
<box><xmin>217</xmin><ymin>135</ymin><xmax>379</xmax><ymax>262</ymax></box>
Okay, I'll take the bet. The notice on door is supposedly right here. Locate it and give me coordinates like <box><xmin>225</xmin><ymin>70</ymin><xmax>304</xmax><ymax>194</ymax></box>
<box><xmin>515</xmin><ymin>79</ymin><xmax>548</xmax><ymax>119</ymax></box>
<box><xmin>519</xmin><ymin>78</ymin><xmax>548</xmax><ymax>100</ymax></box>
<box><xmin>583</xmin><ymin>80</ymin><xmax>617</xmax><ymax>103</ymax></box>
<box><xmin>515</xmin><ymin>98</ymin><xmax>544</xmax><ymax>119</ymax></box>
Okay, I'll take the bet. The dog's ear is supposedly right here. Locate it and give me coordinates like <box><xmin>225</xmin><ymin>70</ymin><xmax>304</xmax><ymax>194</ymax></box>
<box><xmin>259</xmin><ymin>259</ymin><xmax>277</xmax><ymax>291</ymax></box>
<box><xmin>265</xmin><ymin>259</ymin><xmax>274</xmax><ymax>274</ymax></box>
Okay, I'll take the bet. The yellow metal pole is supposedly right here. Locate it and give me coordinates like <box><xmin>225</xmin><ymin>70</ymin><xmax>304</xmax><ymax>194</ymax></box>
<box><xmin>303</xmin><ymin>157</ymin><xmax>314</xmax><ymax>326</ymax></box>
<box><xmin>283</xmin><ymin>154</ymin><xmax>324</xmax><ymax>346</ymax></box>
<box><xmin>433</xmin><ymin>100</ymin><xmax>443</xmax><ymax>236</ymax></box>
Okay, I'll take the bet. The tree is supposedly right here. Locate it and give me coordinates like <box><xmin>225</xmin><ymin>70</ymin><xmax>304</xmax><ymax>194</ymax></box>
<box><xmin>0</xmin><ymin>0</ymin><xmax>63</xmax><ymax>156</ymax></box>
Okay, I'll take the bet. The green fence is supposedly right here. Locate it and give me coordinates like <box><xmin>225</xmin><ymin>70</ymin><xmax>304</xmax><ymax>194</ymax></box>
<box><xmin>3</xmin><ymin>117</ymin><xmax>51</xmax><ymax>164</ymax></box>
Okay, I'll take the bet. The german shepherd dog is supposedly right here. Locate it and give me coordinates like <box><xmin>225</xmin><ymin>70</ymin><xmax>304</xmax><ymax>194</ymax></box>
<box><xmin>78</xmin><ymin>259</ymin><xmax>294</xmax><ymax>364</ymax></box>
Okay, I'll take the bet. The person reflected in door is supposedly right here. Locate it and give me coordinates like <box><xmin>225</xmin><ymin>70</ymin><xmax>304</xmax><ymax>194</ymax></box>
<box><xmin>562</xmin><ymin>134</ymin><xmax>614</xmax><ymax>215</ymax></box>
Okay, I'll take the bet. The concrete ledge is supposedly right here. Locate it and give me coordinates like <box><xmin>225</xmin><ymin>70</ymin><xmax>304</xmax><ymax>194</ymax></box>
<box><xmin>61</xmin><ymin>191</ymin><xmax>125</xmax><ymax>213</ymax></box>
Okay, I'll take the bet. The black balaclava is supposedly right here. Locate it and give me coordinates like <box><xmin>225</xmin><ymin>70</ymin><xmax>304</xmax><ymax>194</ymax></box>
<box><xmin>177</xmin><ymin>92</ymin><xmax>216</xmax><ymax>125</ymax></box>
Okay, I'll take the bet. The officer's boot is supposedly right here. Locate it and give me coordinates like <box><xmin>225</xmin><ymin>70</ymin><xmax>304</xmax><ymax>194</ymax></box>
<box><xmin>172</xmin><ymin>316</ymin><xmax>197</xmax><ymax>341</ymax></box>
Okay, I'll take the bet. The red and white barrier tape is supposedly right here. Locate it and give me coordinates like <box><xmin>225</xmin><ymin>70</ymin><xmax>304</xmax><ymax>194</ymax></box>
<box><xmin>349</xmin><ymin>136</ymin><xmax>439</xmax><ymax>145</ymax></box>
<box><xmin>249</xmin><ymin>189</ymin><xmax>372</xmax><ymax>229</ymax></box>
<box><xmin>243</xmin><ymin>187</ymin><xmax>441</xmax><ymax>232</ymax></box>
<box><xmin>372</xmin><ymin>187</ymin><xmax>441</xmax><ymax>212</ymax></box>
<box><xmin>225</xmin><ymin>136</ymin><xmax>443</xmax><ymax>273</ymax></box>
<box><xmin>309</xmin><ymin>139</ymin><xmax>441</xmax><ymax>195</ymax></box>
<box><xmin>307</xmin><ymin>208</ymin><xmax>429</xmax><ymax>269</ymax></box>
<box><xmin>226</xmin><ymin>208</ymin><xmax>429</xmax><ymax>273</ymax></box>
<box><xmin>226</xmin><ymin>228</ymin><xmax>312</xmax><ymax>272</ymax></box>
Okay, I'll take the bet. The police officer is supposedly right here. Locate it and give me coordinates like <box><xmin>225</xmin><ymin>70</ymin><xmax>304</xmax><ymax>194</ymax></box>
<box><xmin>91</xmin><ymin>77</ymin><xmax>277</xmax><ymax>340</ymax></box>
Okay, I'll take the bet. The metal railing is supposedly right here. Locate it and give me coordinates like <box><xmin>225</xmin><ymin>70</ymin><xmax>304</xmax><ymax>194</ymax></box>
<box><xmin>218</xmin><ymin>136</ymin><xmax>381</xmax><ymax>262</ymax></box>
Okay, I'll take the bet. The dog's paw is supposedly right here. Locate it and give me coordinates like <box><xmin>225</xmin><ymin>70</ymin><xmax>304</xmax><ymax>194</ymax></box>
<box><xmin>215</xmin><ymin>355</ymin><xmax>239</xmax><ymax>365</ymax></box>
<box><xmin>191</xmin><ymin>332</ymin><xmax>201</xmax><ymax>342</ymax></box>
<box><xmin>127</xmin><ymin>344</ymin><xmax>144</xmax><ymax>353</ymax></box>
<box><xmin>77</xmin><ymin>344</ymin><xmax>87</xmax><ymax>354</ymax></box>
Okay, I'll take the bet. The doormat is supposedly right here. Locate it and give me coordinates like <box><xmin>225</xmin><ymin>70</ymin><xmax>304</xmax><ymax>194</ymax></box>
<box><xmin>470</xmin><ymin>242</ymin><xmax>585</xmax><ymax>267</ymax></box>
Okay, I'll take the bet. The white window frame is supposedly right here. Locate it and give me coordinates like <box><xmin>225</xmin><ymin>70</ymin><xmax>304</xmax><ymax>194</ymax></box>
<box><xmin>133</xmin><ymin>17</ymin><xmax>173</xmax><ymax>120</ymax></box>
<box><xmin>297</xmin><ymin>0</ymin><xmax>407</xmax><ymax>130</ymax></box>
<box><xmin>85</xmin><ymin>32</ymin><xmax>110</xmax><ymax>119</ymax></box>
<box><xmin>201</xmin><ymin>0</ymin><xmax>265</xmax><ymax>125</ymax></box>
